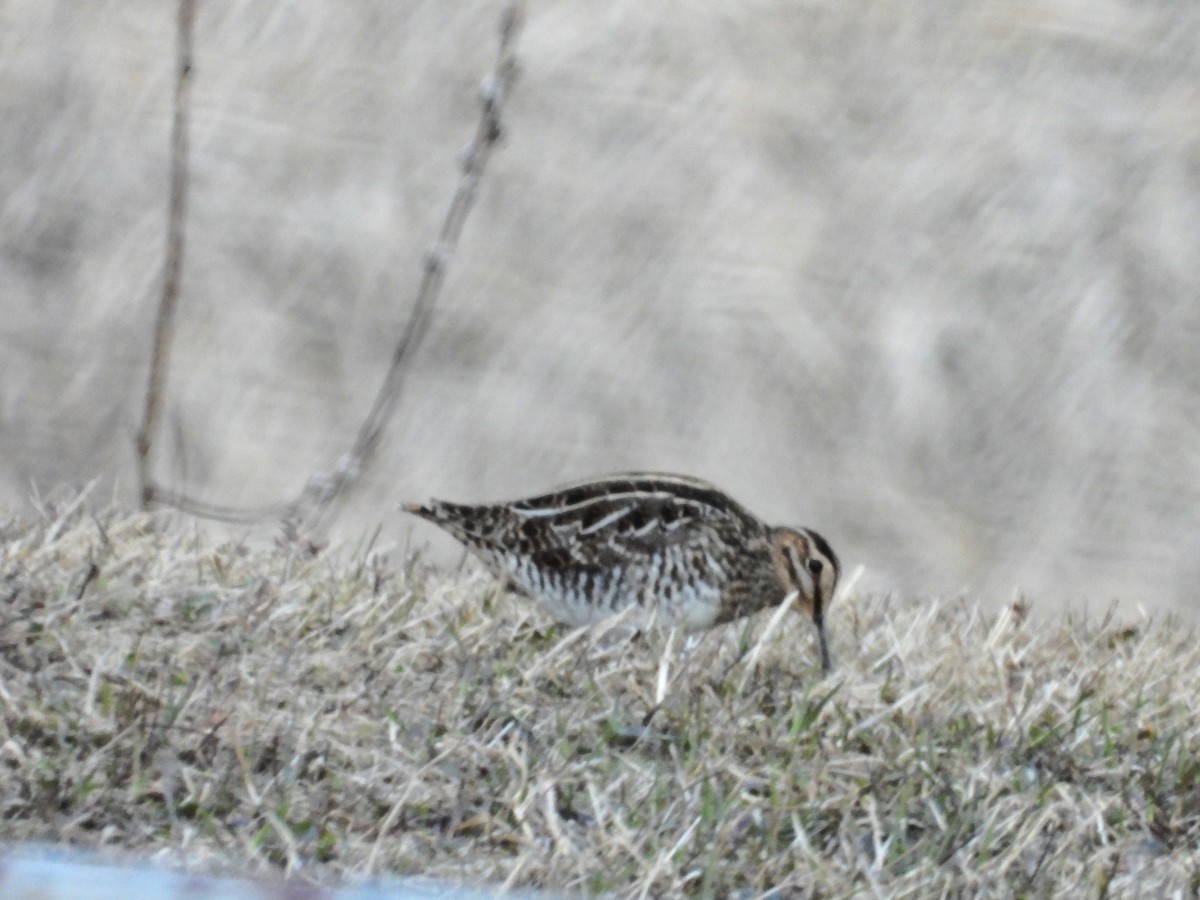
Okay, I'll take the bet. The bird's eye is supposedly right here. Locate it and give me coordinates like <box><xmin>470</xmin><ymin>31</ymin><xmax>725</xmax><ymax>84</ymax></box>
<box><xmin>807</xmin><ymin>559</ymin><xmax>823</xmax><ymax>576</ymax></box>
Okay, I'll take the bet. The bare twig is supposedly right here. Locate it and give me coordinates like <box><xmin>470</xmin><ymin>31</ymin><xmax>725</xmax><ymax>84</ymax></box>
<box><xmin>299</xmin><ymin>0</ymin><xmax>525</xmax><ymax>532</ymax></box>
<box><xmin>142</xmin><ymin>1</ymin><xmax>525</xmax><ymax>535</ymax></box>
<box><xmin>136</xmin><ymin>0</ymin><xmax>196</xmax><ymax>510</ymax></box>
<box><xmin>145</xmin><ymin>484</ymin><xmax>293</xmax><ymax>525</ymax></box>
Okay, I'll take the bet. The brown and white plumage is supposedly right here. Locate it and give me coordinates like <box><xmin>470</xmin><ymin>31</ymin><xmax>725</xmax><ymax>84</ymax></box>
<box><xmin>403</xmin><ymin>472</ymin><xmax>839</xmax><ymax>671</ymax></box>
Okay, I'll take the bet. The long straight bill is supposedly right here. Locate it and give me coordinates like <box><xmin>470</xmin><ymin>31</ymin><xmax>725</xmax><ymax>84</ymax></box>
<box><xmin>812</xmin><ymin>589</ymin><xmax>831</xmax><ymax>673</ymax></box>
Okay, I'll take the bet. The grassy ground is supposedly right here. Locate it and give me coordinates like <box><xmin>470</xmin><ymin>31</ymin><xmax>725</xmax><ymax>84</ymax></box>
<box><xmin>1</xmin><ymin>493</ymin><xmax>1198</xmax><ymax>897</ymax></box>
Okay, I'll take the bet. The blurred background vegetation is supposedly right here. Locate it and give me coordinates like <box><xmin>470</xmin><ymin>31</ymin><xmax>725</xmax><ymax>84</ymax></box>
<box><xmin>1</xmin><ymin>0</ymin><xmax>1197</xmax><ymax>611</ymax></box>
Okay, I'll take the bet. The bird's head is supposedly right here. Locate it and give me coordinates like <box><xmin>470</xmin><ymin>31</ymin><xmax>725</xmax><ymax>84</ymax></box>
<box><xmin>769</xmin><ymin>526</ymin><xmax>840</xmax><ymax>673</ymax></box>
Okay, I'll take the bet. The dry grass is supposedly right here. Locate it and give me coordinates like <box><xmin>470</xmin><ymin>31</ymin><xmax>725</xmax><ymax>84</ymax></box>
<box><xmin>2</xmin><ymin>492</ymin><xmax>1199</xmax><ymax>897</ymax></box>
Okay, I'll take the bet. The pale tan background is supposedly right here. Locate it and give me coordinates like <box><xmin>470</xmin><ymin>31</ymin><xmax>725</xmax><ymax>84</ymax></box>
<box><xmin>2</xmin><ymin>0</ymin><xmax>1198</xmax><ymax>612</ymax></box>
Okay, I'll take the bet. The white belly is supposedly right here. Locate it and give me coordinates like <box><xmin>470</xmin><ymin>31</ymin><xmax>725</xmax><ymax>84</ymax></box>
<box><xmin>499</xmin><ymin>553</ymin><xmax>723</xmax><ymax>631</ymax></box>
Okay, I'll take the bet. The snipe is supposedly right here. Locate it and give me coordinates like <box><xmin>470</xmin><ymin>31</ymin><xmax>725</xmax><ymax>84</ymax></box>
<box><xmin>403</xmin><ymin>472</ymin><xmax>839</xmax><ymax>671</ymax></box>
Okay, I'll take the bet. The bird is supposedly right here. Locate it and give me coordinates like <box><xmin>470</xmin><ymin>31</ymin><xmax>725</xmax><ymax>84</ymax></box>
<box><xmin>402</xmin><ymin>472</ymin><xmax>839</xmax><ymax>672</ymax></box>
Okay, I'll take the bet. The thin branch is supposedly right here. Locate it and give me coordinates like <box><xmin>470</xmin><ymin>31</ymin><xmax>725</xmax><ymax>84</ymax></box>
<box><xmin>144</xmin><ymin>484</ymin><xmax>293</xmax><ymax>526</ymax></box>
<box><xmin>299</xmin><ymin>0</ymin><xmax>524</xmax><ymax>531</ymax></box>
<box><xmin>137</xmin><ymin>0</ymin><xmax>196</xmax><ymax>510</ymax></box>
<box><xmin>143</xmin><ymin>1</ymin><xmax>525</xmax><ymax>534</ymax></box>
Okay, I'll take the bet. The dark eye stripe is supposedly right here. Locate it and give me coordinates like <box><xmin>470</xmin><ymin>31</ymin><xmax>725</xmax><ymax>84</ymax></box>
<box><xmin>785</xmin><ymin>543</ymin><xmax>826</xmax><ymax>625</ymax></box>
<box><xmin>804</xmin><ymin>529</ymin><xmax>839</xmax><ymax>577</ymax></box>
<box><xmin>783</xmin><ymin>546</ymin><xmax>806</xmax><ymax>588</ymax></box>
